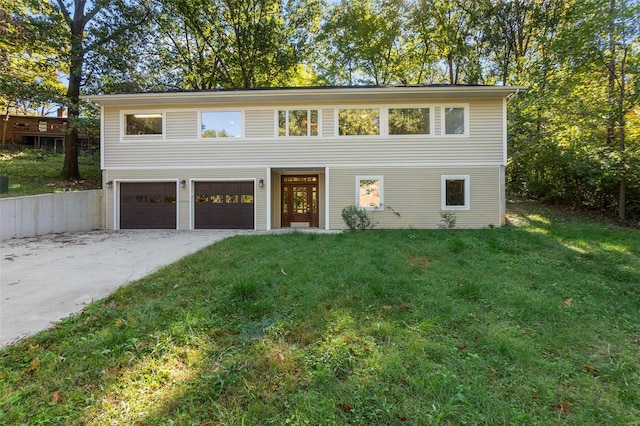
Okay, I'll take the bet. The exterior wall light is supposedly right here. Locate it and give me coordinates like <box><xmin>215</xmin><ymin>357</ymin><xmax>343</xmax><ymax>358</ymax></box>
<box><xmin>106</xmin><ymin>180</ymin><xmax>113</xmax><ymax>189</ymax></box>
<box><xmin>180</xmin><ymin>179</ymin><xmax>187</xmax><ymax>188</ymax></box>
<box><xmin>259</xmin><ymin>179</ymin><xmax>264</xmax><ymax>188</ymax></box>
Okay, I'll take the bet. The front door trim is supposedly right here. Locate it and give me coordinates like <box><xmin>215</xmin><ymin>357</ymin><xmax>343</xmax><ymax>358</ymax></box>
<box><xmin>281</xmin><ymin>174</ymin><xmax>319</xmax><ymax>228</ymax></box>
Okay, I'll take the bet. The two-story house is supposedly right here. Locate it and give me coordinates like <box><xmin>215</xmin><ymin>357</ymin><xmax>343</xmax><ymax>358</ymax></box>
<box><xmin>83</xmin><ymin>85</ymin><xmax>524</xmax><ymax>230</ymax></box>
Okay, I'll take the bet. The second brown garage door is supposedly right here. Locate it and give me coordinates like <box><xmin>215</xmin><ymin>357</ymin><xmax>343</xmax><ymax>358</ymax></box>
<box><xmin>120</xmin><ymin>182</ymin><xmax>177</xmax><ymax>229</ymax></box>
<box><xmin>194</xmin><ymin>181</ymin><xmax>255</xmax><ymax>229</ymax></box>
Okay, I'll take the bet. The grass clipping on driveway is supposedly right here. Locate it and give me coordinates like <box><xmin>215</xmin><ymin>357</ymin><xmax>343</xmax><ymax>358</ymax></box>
<box><xmin>2</xmin><ymin>206</ymin><xmax>639</xmax><ymax>424</ymax></box>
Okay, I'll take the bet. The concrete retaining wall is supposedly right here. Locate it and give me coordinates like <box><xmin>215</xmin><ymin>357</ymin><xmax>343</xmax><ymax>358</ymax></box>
<box><xmin>0</xmin><ymin>190</ymin><xmax>102</xmax><ymax>240</ymax></box>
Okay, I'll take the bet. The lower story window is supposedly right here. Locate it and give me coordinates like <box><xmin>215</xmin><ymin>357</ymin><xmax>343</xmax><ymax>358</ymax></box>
<box><xmin>357</xmin><ymin>176</ymin><xmax>383</xmax><ymax>209</ymax></box>
<box><xmin>441</xmin><ymin>175</ymin><xmax>470</xmax><ymax>210</ymax></box>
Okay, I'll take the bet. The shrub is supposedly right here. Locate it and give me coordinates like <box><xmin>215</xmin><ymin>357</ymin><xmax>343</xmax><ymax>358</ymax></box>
<box><xmin>341</xmin><ymin>205</ymin><xmax>376</xmax><ymax>231</ymax></box>
<box><xmin>439</xmin><ymin>211</ymin><xmax>457</xmax><ymax>229</ymax></box>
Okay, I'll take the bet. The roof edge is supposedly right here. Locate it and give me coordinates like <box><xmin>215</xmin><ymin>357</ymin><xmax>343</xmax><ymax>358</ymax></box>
<box><xmin>82</xmin><ymin>85</ymin><xmax>528</xmax><ymax>105</ymax></box>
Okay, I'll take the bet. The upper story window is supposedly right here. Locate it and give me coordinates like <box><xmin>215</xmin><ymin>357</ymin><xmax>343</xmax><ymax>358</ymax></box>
<box><xmin>443</xmin><ymin>106</ymin><xmax>467</xmax><ymax>135</ymax></box>
<box><xmin>201</xmin><ymin>111</ymin><xmax>242</xmax><ymax>138</ymax></box>
<box><xmin>388</xmin><ymin>108</ymin><xmax>431</xmax><ymax>135</ymax></box>
<box><xmin>338</xmin><ymin>109</ymin><xmax>380</xmax><ymax>136</ymax></box>
<box><xmin>278</xmin><ymin>109</ymin><xmax>319</xmax><ymax>137</ymax></box>
<box><xmin>38</xmin><ymin>121</ymin><xmax>47</xmax><ymax>132</ymax></box>
<box><xmin>125</xmin><ymin>113</ymin><xmax>163</xmax><ymax>135</ymax></box>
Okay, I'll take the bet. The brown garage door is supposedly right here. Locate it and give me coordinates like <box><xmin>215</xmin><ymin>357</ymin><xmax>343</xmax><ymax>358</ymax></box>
<box><xmin>195</xmin><ymin>181</ymin><xmax>254</xmax><ymax>229</ymax></box>
<box><xmin>120</xmin><ymin>182</ymin><xmax>177</xmax><ymax>229</ymax></box>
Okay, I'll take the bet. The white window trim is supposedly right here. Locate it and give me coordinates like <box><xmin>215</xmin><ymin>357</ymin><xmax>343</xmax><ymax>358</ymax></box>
<box><xmin>356</xmin><ymin>175</ymin><xmax>384</xmax><ymax>210</ymax></box>
<box><xmin>198</xmin><ymin>109</ymin><xmax>245</xmax><ymax>140</ymax></box>
<box><xmin>386</xmin><ymin>106</ymin><xmax>434</xmax><ymax>137</ymax></box>
<box><xmin>441</xmin><ymin>104</ymin><xmax>469</xmax><ymax>137</ymax></box>
<box><xmin>441</xmin><ymin>175</ymin><xmax>470</xmax><ymax>211</ymax></box>
<box><xmin>275</xmin><ymin>108</ymin><xmax>322</xmax><ymax>137</ymax></box>
<box><xmin>121</xmin><ymin>111</ymin><xmax>166</xmax><ymax>141</ymax></box>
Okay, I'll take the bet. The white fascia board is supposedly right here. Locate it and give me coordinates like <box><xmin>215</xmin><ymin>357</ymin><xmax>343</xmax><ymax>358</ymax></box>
<box><xmin>81</xmin><ymin>86</ymin><xmax>528</xmax><ymax>107</ymax></box>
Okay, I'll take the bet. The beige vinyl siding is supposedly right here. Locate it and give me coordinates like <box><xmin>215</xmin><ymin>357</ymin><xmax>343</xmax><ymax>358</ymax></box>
<box><xmin>102</xmin><ymin>98</ymin><xmax>505</xmax><ymax>169</ymax></box>
<box><xmin>329</xmin><ymin>166</ymin><xmax>502</xmax><ymax>229</ymax></box>
<box><xmin>433</xmin><ymin>106</ymin><xmax>442</xmax><ymax>135</ymax></box>
<box><xmin>245</xmin><ymin>110</ymin><xmax>274</xmax><ymax>138</ymax></box>
<box><xmin>322</xmin><ymin>108</ymin><xmax>334</xmax><ymax>137</ymax></box>
<box><xmin>166</xmin><ymin>111</ymin><xmax>197</xmax><ymax>139</ymax></box>
<box><xmin>103</xmin><ymin>168</ymin><xmax>268</xmax><ymax>231</ymax></box>
<box><xmin>103</xmin><ymin>108</ymin><xmax>120</xmax><ymax>150</ymax></box>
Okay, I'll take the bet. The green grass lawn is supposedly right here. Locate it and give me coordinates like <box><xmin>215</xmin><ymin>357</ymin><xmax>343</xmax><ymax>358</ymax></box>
<box><xmin>0</xmin><ymin>150</ymin><xmax>101</xmax><ymax>197</ymax></box>
<box><xmin>1</xmin><ymin>203</ymin><xmax>639</xmax><ymax>425</ymax></box>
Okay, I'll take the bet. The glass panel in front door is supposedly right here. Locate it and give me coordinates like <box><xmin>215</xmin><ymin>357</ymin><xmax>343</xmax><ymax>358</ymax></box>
<box><xmin>293</xmin><ymin>187</ymin><xmax>309</xmax><ymax>215</ymax></box>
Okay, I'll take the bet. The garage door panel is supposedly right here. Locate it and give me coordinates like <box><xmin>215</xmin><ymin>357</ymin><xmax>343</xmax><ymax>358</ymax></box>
<box><xmin>195</xmin><ymin>181</ymin><xmax>254</xmax><ymax>229</ymax></box>
<box><xmin>120</xmin><ymin>182</ymin><xmax>177</xmax><ymax>229</ymax></box>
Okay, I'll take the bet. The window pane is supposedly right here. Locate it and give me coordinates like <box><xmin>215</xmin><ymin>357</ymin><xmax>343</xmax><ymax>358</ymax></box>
<box><xmin>278</xmin><ymin>110</ymin><xmax>319</xmax><ymax>136</ymax></box>
<box><xmin>288</xmin><ymin>110</ymin><xmax>308</xmax><ymax>136</ymax></box>
<box><xmin>310</xmin><ymin>110</ymin><xmax>318</xmax><ymax>136</ymax></box>
<box><xmin>125</xmin><ymin>114</ymin><xmax>162</xmax><ymax>135</ymax></box>
<box><xmin>359</xmin><ymin>179</ymin><xmax>380</xmax><ymax>207</ymax></box>
<box><xmin>202</xmin><ymin>111</ymin><xmax>242</xmax><ymax>138</ymax></box>
<box><xmin>445</xmin><ymin>179</ymin><xmax>466</xmax><ymax>206</ymax></box>
<box><xmin>445</xmin><ymin>107</ymin><xmax>465</xmax><ymax>135</ymax></box>
<box><xmin>339</xmin><ymin>109</ymin><xmax>380</xmax><ymax>136</ymax></box>
<box><xmin>389</xmin><ymin>108</ymin><xmax>430</xmax><ymax>135</ymax></box>
<box><xmin>278</xmin><ymin>111</ymin><xmax>286</xmax><ymax>136</ymax></box>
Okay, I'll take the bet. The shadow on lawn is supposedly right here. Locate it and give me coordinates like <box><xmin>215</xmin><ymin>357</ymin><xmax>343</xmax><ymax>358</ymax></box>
<box><xmin>2</xmin><ymin>211</ymin><xmax>640</xmax><ymax>424</ymax></box>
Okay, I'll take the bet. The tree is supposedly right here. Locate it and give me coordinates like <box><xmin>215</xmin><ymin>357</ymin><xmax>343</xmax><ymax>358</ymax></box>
<box><xmin>597</xmin><ymin>0</ymin><xmax>639</xmax><ymax>221</ymax></box>
<box><xmin>152</xmin><ymin>0</ymin><xmax>322</xmax><ymax>89</ymax></box>
<box><xmin>315</xmin><ymin>0</ymin><xmax>409</xmax><ymax>85</ymax></box>
<box><xmin>411</xmin><ymin>0</ymin><xmax>484</xmax><ymax>84</ymax></box>
<box><xmin>49</xmin><ymin>0</ymin><xmax>150</xmax><ymax>180</ymax></box>
<box><xmin>0</xmin><ymin>0</ymin><xmax>65</xmax><ymax>145</ymax></box>
<box><xmin>505</xmin><ymin>0</ymin><xmax>640</xmax><ymax>223</ymax></box>
<box><xmin>478</xmin><ymin>0</ymin><xmax>567</xmax><ymax>85</ymax></box>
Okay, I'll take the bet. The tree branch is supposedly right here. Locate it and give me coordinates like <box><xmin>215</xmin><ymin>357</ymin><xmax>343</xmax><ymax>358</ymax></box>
<box><xmin>82</xmin><ymin>6</ymin><xmax>150</xmax><ymax>55</ymax></box>
<box><xmin>83</xmin><ymin>0</ymin><xmax>109</xmax><ymax>26</ymax></box>
<box><xmin>54</xmin><ymin>0</ymin><xmax>72</xmax><ymax>24</ymax></box>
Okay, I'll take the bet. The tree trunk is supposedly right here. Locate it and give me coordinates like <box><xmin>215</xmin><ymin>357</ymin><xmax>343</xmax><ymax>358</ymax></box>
<box><xmin>61</xmin><ymin>11</ymin><xmax>84</xmax><ymax>181</ymax></box>
<box><xmin>61</xmin><ymin>71</ymin><xmax>81</xmax><ymax>180</ymax></box>
<box><xmin>606</xmin><ymin>0</ymin><xmax>617</xmax><ymax>146</ymax></box>
<box><xmin>618</xmin><ymin>56</ymin><xmax>626</xmax><ymax>222</ymax></box>
<box><xmin>2</xmin><ymin>110</ymin><xmax>9</xmax><ymax>148</ymax></box>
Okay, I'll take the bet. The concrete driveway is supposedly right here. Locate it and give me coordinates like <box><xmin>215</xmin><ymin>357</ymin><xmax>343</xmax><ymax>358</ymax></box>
<box><xmin>0</xmin><ymin>230</ymin><xmax>246</xmax><ymax>347</ymax></box>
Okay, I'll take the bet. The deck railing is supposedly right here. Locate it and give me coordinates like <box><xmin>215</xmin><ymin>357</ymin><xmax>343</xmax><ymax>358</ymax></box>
<box><xmin>12</xmin><ymin>122</ymin><xmax>67</xmax><ymax>134</ymax></box>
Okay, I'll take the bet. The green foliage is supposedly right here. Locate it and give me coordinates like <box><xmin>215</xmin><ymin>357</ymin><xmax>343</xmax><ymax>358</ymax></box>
<box><xmin>506</xmin><ymin>0</ymin><xmax>639</xmax><ymax>221</ymax></box>
<box><xmin>315</xmin><ymin>0</ymin><xmax>408</xmax><ymax>85</ymax></box>
<box><xmin>1</xmin><ymin>202</ymin><xmax>639</xmax><ymax>424</ymax></box>
<box><xmin>439</xmin><ymin>210</ymin><xmax>457</xmax><ymax>229</ymax></box>
<box><xmin>0</xmin><ymin>0</ymin><xmax>66</xmax><ymax>112</ymax></box>
<box><xmin>153</xmin><ymin>0</ymin><xmax>322</xmax><ymax>89</ymax></box>
<box><xmin>341</xmin><ymin>205</ymin><xmax>376</xmax><ymax>230</ymax></box>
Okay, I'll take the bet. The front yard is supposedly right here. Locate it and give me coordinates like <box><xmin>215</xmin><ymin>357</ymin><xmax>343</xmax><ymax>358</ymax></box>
<box><xmin>1</xmin><ymin>203</ymin><xmax>639</xmax><ymax>424</ymax></box>
<box><xmin>0</xmin><ymin>150</ymin><xmax>101</xmax><ymax>197</ymax></box>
